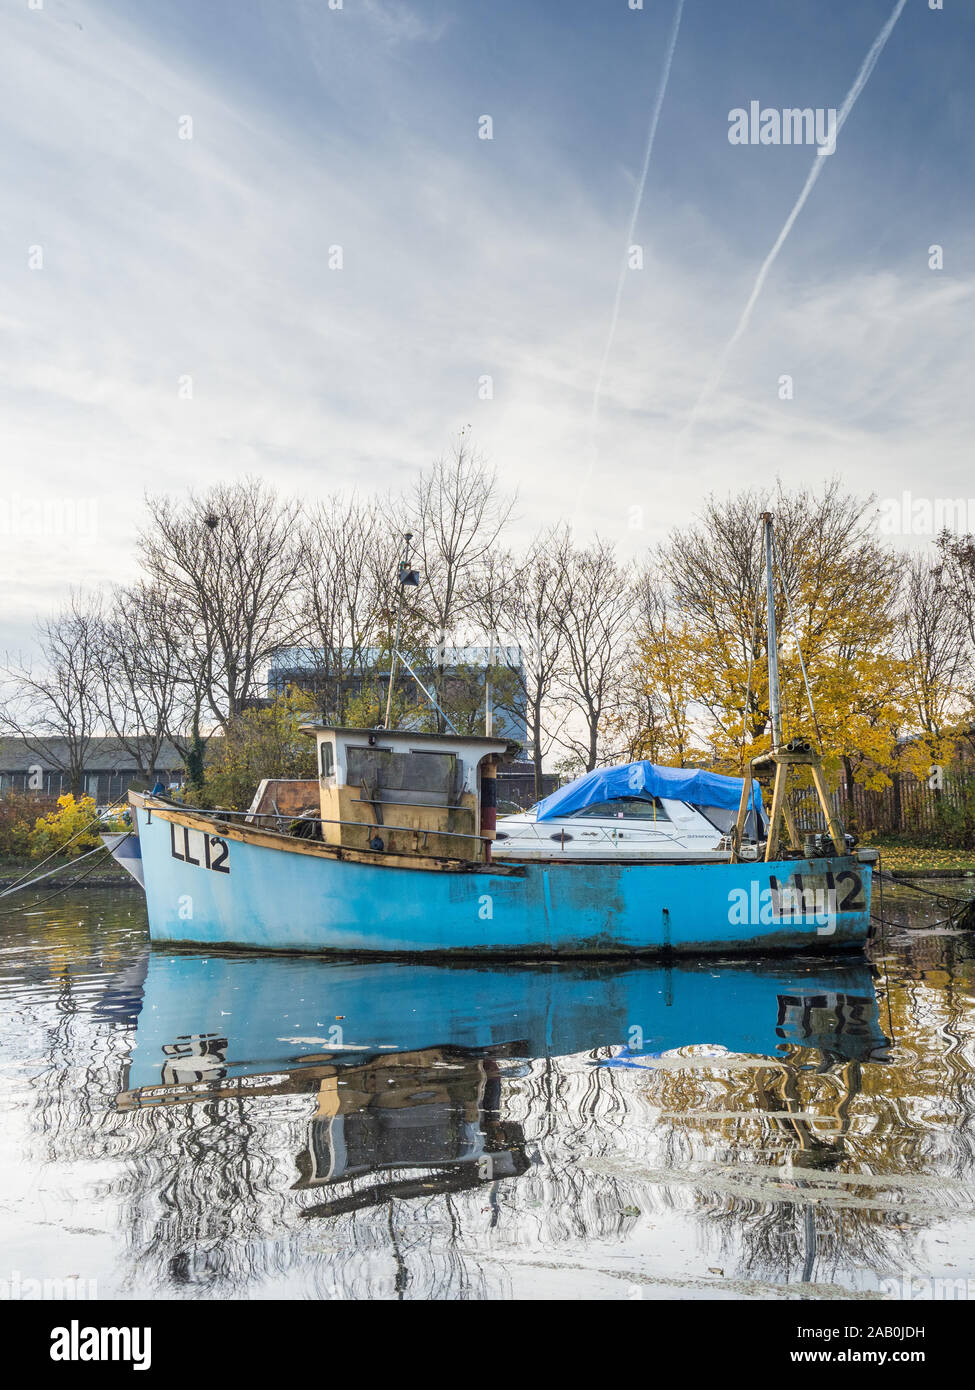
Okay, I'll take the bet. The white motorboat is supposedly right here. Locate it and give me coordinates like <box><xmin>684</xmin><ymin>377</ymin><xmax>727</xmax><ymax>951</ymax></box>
<box><xmin>492</xmin><ymin>761</ymin><xmax>767</xmax><ymax>862</ymax></box>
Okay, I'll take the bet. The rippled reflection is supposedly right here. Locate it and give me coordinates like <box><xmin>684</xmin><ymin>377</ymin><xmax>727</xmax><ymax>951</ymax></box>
<box><xmin>2</xmin><ymin>885</ymin><xmax>975</xmax><ymax>1299</ymax></box>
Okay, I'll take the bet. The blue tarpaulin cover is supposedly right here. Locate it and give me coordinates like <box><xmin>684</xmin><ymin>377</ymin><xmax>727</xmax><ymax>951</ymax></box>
<box><xmin>534</xmin><ymin>761</ymin><xmax>764</xmax><ymax>821</ymax></box>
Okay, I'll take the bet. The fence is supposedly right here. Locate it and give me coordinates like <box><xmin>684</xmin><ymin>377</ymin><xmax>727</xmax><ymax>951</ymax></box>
<box><xmin>790</xmin><ymin>772</ymin><xmax>975</xmax><ymax>836</ymax></box>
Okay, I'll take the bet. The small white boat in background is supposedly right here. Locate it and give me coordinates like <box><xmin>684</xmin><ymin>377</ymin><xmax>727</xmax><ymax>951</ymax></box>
<box><xmin>493</xmin><ymin>762</ymin><xmax>767</xmax><ymax>862</ymax></box>
<box><xmin>100</xmin><ymin>830</ymin><xmax>144</xmax><ymax>887</ymax></box>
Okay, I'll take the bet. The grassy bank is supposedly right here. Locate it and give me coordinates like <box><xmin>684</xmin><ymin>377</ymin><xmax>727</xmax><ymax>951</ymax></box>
<box><xmin>0</xmin><ymin>854</ymin><xmax>135</xmax><ymax>887</ymax></box>
<box><xmin>869</xmin><ymin>840</ymin><xmax>975</xmax><ymax>875</ymax></box>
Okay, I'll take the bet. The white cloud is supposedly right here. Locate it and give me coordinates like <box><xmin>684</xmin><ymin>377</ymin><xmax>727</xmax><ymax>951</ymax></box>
<box><xmin>0</xmin><ymin>0</ymin><xmax>972</xmax><ymax>653</ymax></box>
<box><xmin>358</xmin><ymin>0</ymin><xmax>451</xmax><ymax>46</ymax></box>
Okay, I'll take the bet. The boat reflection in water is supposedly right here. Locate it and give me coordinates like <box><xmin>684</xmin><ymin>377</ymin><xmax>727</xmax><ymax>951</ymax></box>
<box><xmin>117</xmin><ymin>953</ymin><xmax>888</xmax><ymax>1218</ymax></box>
<box><xmin>123</xmin><ymin>1033</ymin><xmax>531</xmax><ymax>1211</ymax></box>
<box><xmin>22</xmin><ymin>892</ymin><xmax>975</xmax><ymax>1301</ymax></box>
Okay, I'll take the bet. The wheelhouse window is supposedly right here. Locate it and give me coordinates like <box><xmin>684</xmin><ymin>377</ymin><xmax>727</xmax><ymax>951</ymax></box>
<box><xmin>570</xmin><ymin>797</ymin><xmax>671</xmax><ymax>821</ymax></box>
<box><xmin>320</xmin><ymin>741</ymin><xmax>334</xmax><ymax>778</ymax></box>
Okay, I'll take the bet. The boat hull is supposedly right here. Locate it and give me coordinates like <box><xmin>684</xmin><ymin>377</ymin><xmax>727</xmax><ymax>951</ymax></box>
<box><xmin>134</xmin><ymin>803</ymin><xmax>871</xmax><ymax>957</ymax></box>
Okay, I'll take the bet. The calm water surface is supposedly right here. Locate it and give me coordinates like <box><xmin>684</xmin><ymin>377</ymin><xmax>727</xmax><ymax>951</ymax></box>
<box><xmin>1</xmin><ymin>885</ymin><xmax>974</xmax><ymax>1300</ymax></box>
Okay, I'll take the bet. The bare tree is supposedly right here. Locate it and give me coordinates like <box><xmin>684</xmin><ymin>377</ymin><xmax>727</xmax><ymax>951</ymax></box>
<box><xmin>1</xmin><ymin>594</ymin><xmax>104</xmax><ymax>795</ymax></box>
<box><xmin>403</xmin><ymin>435</ymin><xmax>515</xmax><ymax>728</ymax></box>
<box><xmin>935</xmin><ymin>529</ymin><xmax>975</xmax><ymax>658</ymax></box>
<box><xmin>295</xmin><ymin>495</ymin><xmax>384</xmax><ymax>720</ymax></box>
<box><xmin>138</xmin><ymin>480</ymin><xmax>303</xmax><ymax>729</ymax></box>
<box><xmin>555</xmin><ymin>538</ymin><xmax>633</xmax><ymax>771</ymax></box>
<box><xmin>610</xmin><ymin>565</ymin><xmax>698</xmax><ymax>765</ymax></box>
<box><xmin>903</xmin><ymin>542</ymin><xmax>972</xmax><ymax>739</ymax></box>
<box><xmin>659</xmin><ymin>489</ymin><xmax>765</xmax><ymax>744</ymax></box>
<box><xmin>93</xmin><ymin>583</ymin><xmax>186</xmax><ymax>784</ymax></box>
<box><xmin>471</xmin><ymin>530</ymin><xmax>570</xmax><ymax>797</ymax></box>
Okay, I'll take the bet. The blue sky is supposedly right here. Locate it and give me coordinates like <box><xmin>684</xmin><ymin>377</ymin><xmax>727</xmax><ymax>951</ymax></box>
<box><xmin>1</xmin><ymin>0</ymin><xmax>972</xmax><ymax>651</ymax></box>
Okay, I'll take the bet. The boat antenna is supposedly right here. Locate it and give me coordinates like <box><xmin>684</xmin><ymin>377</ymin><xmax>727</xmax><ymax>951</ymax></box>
<box><xmin>485</xmin><ymin>632</ymin><xmax>496</xmax><ymax>736</ymax></box>
<box><xmin>739</xmin><ymin>578</ymin><xmax>763</xmax><ymax>771</ymax></box>
<box><xmin>383</xmin><ymin>532</ymin><xmax>419</xmax><ymax>729</ymax></box>
<box><xmin>771</xmin><ymin>529</ymin><xmax>825</xmax><ymax>752</ymax></box>
<box><xmin>761</xmin><ymin>511</ymin><xmax>783</xmax><ymax>752</ymax></box>
<box><xmin>391</xmin><ymin>647</ymin><xmax>460</xmax><ymax>735</ymax></box>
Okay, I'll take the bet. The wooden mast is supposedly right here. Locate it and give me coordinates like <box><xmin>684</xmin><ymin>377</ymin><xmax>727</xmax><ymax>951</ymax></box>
<box><xmin>730</xmin><ymin>514</ymin><xmax>846</xmax><ymax>863</ymax></box>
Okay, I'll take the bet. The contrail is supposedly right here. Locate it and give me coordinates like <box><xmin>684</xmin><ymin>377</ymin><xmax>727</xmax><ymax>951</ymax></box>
<box><xmin>573</xmin><ymin>0</ymin><xmax>685</xmax><ymax>530</ymax></box>
<box><xmin>590</xmin><ymin>0</ymin><xmax>685</xmax><ymax>434</ymax></box>
<box><xmin>678</xmin><ymin>0</ymin><xmax>909</xmax><ymax>448</ymax></box>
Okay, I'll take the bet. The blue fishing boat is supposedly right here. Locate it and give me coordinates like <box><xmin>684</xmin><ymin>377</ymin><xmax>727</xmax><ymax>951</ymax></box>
<box><xmin>116</xmin><ymin>720</ymin><xmax>873</xmax><ymax>954</ymax></box>
<box><xmin>109</xmin><ymin>514</ymin><xmax>876</xmax><ymax>957</ymax></box>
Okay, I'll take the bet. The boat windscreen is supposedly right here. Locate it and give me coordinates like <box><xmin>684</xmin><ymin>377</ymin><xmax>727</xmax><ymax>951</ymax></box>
<box><xmin>693</xmin><ymin>803</ymin><xmax>764</xmax><ymax>838</ymax></box>
<box><xmin>571</xmin><ymin>796</ymin><xmax>672</xmax><ymax>822</ymax></box>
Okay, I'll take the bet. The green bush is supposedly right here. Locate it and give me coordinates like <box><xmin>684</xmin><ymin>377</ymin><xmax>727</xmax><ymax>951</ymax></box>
<box><xmin>200</xmin><ymin>689</ymin><xmax>318</xmax><ymax>811</ymax></box>
<box><xmin>931</xmin><ymin>783</ymin><xmax>975</xmax><ymax>850</ymax></box>
<box><xmin>0</xmin><ymin>791</ymin><xmax>57</xmax><ymax>859</ymax></box>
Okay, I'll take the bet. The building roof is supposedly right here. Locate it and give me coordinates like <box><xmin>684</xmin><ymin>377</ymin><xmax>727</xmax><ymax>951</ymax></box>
<box><xmin>299</xmin><ymin>725</ymin><xmax>518</xmax><ymax>753</ymax></box>
<box><xmin>270</xmin><ymin>645</ymin><xmax>524</xmax><ymax>671</ymax></box>
<box><xmin>0</xmin><ymin>736</ymin><xmax>185</xmax><ymax>773</ymax></box>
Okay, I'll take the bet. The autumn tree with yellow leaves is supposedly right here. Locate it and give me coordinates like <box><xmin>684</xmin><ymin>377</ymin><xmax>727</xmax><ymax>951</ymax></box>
<box><xmin>614</xmin><ymin>482</ymin><xmax>911</xmax><ymax>812</ymax></box>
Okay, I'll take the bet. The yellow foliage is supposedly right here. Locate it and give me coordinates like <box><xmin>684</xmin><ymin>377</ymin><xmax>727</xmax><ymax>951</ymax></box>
<box><xmin>624</xmin><ymin>514</ymin><xmax>908</xmax><ymax>792</ymax></box>
<box><xmin>28</xmin><ymin>794</ymin><xmax>101</xmax><ymax>860</ymax></box>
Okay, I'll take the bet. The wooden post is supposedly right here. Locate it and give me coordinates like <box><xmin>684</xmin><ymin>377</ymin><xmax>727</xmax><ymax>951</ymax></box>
<box><xmin>782</xmin><ymin>799</ymin><xmax>801</xmax><ymax>851</ymax></box>
<box><xmin>480</xmin><ymin>756</ymin><xmax>498</xmax><ymax>863</ymax></box>
<box><xmin>764</xmin><ymin>762</ymin><xmax>789</xmax><ymax>861</ymax></box>
<box><xmin>809</xmin><ymin>760</ymin><xmax>846</xmax><ymax>855</ymax></box>
<box><xmin>730</xmin><ymin>759</ymin><xmax>756</xmax><ymax>862</ymax></box>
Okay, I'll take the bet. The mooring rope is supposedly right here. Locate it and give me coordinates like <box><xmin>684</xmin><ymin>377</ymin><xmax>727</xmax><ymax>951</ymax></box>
<box><xmin>0</xmin><ymin>798</ymin><xmax>129</xmax><ymax>897</ymax></box>
<box><xmin>875</xmin><ymin>869</ymin><xmax>972</xmax><ymax>906</ymax></box>
<box><xmin>0</xmin><ymin>841</ymin><xmax>107</xmax><ymax>898</ymax></box>
<box><xmin>0</xmin><ymin>832</ymin><xmax>133</xmax><ymax>917</ymax></box>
